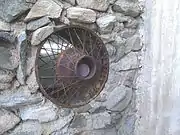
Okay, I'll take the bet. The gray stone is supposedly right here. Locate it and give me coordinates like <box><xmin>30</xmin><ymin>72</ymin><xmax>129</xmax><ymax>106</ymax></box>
<box><xmin>0</xmin><ymin>86</ymin><xmax>43</xmax><ymax>108</ymax></box>
<box><xmin>113</xmin><ymin>22</ymin><xmax>124</xmax><ymax>33</ymax></box>
<box><xmin>0</xmin><ymin>82</ymin><xmax>11</xmax><ymax>90</ymax></box>
<box><xmin>70</xmin><ymin>115</ymin><xmax>87</xmax><ymax>128</ymax></box>
<box><xmin>76</xmin><ymin>0</ymin><xmax>110</xmax><ymax>11</ymax></box>
<box><xmin>100</xmin><ymin>34</ymin><xmax>115</xmax><ymax>44</ymax></box>
<box><xmin>125</xmin><ymin>35</ymin><xmax>142</xmax><ymax>53</ymax></box>
<box><xmin>16</xmin><ymin>31</ymin><xmax>27</xmax><ymax>85</ymax></box>
<box><xmin>120</xmin><ymin>28</ymin><xmax>136</xmax><ymax>38</ymax></box>
<box><xmin>67</xmin><ymin>7</ymin><xmax>96</xmax><ymax>23</ymax></box>
<box><xmin>97</xmin><ymin>15</ymin><xmax>116</xmax><ymax>34</ymax></box>
<box><xmin>27</xmin><ymin>16</ymin><xmax>51</xmax><ymax>31</ymax></box>
<box><xmin>104</xmin><ymin>85</ymin><xmax>132</xmax><ymax>112</ymax></box>
<box><xmin>118</xmin><ymin>114</ymin><xmax>136</xmax><ymax>135</ymax></box>
<box><xmin>31</xmin><ymin>26</ymin><xmax>54</xmax><ymax>46</ymax></box>
<box><xmin>111</xmin><ymin>52</ymin><xmax>139</xmax><ymax>71</ymax></box>
<box><xmin>26</xmin><ymin>71</ymin><xmax>39</xmax><ymax>93</ymax></box>
<box><xmin>0</xmin><ymin>0</ymin><xmax>29</xmax><ymax>22</ymax></box>
<box><xmin>114</xmin><ymin>13</ymin><xmax>130</xmax><ymax>23</ymax></box>
<box><xmin>26</xmin><ymin>0</ymin><xmax>37</xmax><ymax>3</ymax></box>
<box><xmin>19</xmin><ymin>100</ymin><xmax>58</xmax><ymax>123</ymax></box>
<box><xmin>0</xmin><ymin>70</ymin><xmax>14</xmax><ymax>83</ymax></box>
<box><xmin>70</xmin><ymin>22</ymin><xmax>97</xmax><ymax>31</ymax></box>
<box><xmin>10</xmin><ymin>22</ymin><xmax>27</xmax><ymax>35</ymax></box>
<box><xmin>70</xmin><ymin>112</ymin><xmax>111</xmax><ymax>130</ymax></box>
<box><xmin>0</xmin><ymin>47</ymin><xmax>19</xmax><ymax>71</ymax></box>
<box><xmin>63</xmin><ymin>0</ymin><xmax>76</xmax><ymax>5</ymax></box>
<box><xmin>0</xmin><ymin>109</ymin><xmax>20</xmax><ymax>135</ymax></box>
<box><xmin>58</xmin><ymin>108</ymin><xmax>72</xmax><ymax>117</ymax></box>
<box><xmin>79</xmin><ymin>128</ymin><xmax>118</xmax><ymax>135</ymax></box>
<box><xmin>42</xmin><ymin>110</ymin><xmax>74</xmax><ymax>135</ymax></box>
<box><xmin>111</xmin><ymin>35</ymin><xmax>126</xmax><ymax>62</ymax></box>
<box><xmin>124</xmin><ymin>18</ymin><xmax>139</xmax><ymax>28</ymax></box>
<box><xmin>10</xmin><ymin>121</ymin><xmax>43</xmax><ymax>135</ymax></box>
<box><xmin>0</xmin><ymin>21</ymin><xmax>10</xmax><ymax>31</ymax></box>
<box><xmin>73</xmin><ymin>104</ymin><xmax>92</xmax><ymax>113</ymax></box>
<box><xmin>112</xmin><ymin>0</ymin><xmax>141</xmax><ymax>17</ymax></box>
<box><xmin>25</xmin><ymin>0</ymin><xmax>63</xmax><ymax>22</ymax></box>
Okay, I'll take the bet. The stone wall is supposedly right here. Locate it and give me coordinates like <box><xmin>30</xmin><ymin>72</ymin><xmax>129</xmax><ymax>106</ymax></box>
<box><xmin>0</xmin><ymin>0</ymin><xmax>143</xmax><ymax>135</ymax></box>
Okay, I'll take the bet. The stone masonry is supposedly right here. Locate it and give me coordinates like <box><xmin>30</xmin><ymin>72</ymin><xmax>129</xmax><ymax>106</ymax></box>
<box><xmin>0</xmin><ymin>0</ymin><xmax>143</xmax><ymax>135</ymax></box>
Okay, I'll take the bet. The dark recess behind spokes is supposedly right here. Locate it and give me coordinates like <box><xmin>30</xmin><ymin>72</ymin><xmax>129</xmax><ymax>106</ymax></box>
<box><xmin>35</xmin><ymin>25</ymin><xmax>109</xmax><ymax>108</ymax></box>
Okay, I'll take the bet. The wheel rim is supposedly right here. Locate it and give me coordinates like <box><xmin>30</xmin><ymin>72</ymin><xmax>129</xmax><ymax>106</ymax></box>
<box><xmin>35</xmin><ymin>25</ymin><xmax>109</xmax><ymax>108</ymax></box>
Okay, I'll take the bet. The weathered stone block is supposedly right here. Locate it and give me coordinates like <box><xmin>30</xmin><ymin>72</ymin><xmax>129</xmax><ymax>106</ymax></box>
<box><xmin>0</xmin><ymin>0</ymin><xmax>29</xmax><ymax>22</ymax></box>
<box><xmin>0</xmin><ymin>21</ymin><xmax>10</xmax><ymax>31</ymax></box>
<box><xmin>0</xmin><ymin>86</ymin><xmax>43</xmax><ymax>108</ymax></box>
<box><xmin>10</xmin><ymin>121</ymin><xmax>43</xmax><ymax>135</ymax></box>
<box><xmin>104</xmin><ymin>85</ymin><xmax>132</xmax><ymax>112</ymax></box>
<box><xmin>125</xmin><ymin>35</ymin><xmax>142</xmax><ymax>53</ymax></box>
<box><xmin>111</xmin><ymin>52</ymin><xmax>139</xmax><ymax>71</ymax></box>
<box><xmin>0</xmin><ymin>109</ymin><xmax>20</xmax><ymax>135</ymax></box>
<box><xmin>42</xmin><ymin>110</ymin><xmax>74</xmax><ymax>135</ymax></box>
<box><xmin>67</xmin><ymin>7</ymin><xmax>96</xmax><ymax>23</ymax></box>
<box><xmin>96</xmin><ymin>15</ymin><xmax>116</xmax><ymax>34</ymax></box>
<box><xmin>31</xmin><ymin>26</ymin><xmax>54</xmax><ymax>46</ymax></box>
<box><xmin>25</xmin><ymin>0</ymin><xmax>63</xmax><ymax>22</ymax></box>
<box><xmin>113</xmin><ymin>0</ymin><xmax>141</xmax><ymax>17</ymax></box>
<box><xmin>19</xmin><ymin>100</ymin><xmax>58</xmax><ymax>123</ymax></box>
<box><xmin>76</xmin><ymin>0</ymin><xmax>110</xmax><ymax>11</ymax></box>
<box><xmin>27</xmin><ymin>16</ymin><xmax>51</xmax><ymax>31</ymax></box>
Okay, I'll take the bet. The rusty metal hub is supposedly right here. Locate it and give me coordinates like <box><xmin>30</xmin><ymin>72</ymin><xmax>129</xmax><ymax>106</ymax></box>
<box><xmin>35</xmin><ymin>25</ymin><xmax>109</xmax><ymax>108</ymax></box>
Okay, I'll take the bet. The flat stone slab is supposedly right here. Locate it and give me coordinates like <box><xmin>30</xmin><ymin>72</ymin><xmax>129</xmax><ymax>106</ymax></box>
<box><xmin>0</xmin><ymin>0</ymin><xmax>29</xmax><ymax>22</ymax></box>
<box><xmin>0</xmin><ymin>109</ymin><xmax>20</xmax><ymax>134</ymax></box>
<box><xmin>67</xmin><ymin>7</ymin><xmax>96</xmax><ymax>23</ymax></box>
<box><xmin>25</xmin><ymin>0</ymin><xmax>63</xmax><ymax>22</ymax></box>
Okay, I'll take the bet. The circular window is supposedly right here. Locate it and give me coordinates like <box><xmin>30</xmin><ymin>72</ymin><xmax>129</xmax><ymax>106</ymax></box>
<box><xmin>35</xmin><ymin>26</ymin><xmax>109</xmax><ymax>108</ymax></box>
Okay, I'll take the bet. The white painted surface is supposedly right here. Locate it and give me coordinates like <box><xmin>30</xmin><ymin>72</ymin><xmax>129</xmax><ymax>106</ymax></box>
<box><xmin>136</xmin><ymin>0</ymin><xmax>180</xmax><ymax>135</ymax></box>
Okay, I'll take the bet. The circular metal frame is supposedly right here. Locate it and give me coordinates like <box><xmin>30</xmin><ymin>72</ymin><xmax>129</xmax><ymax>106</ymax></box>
<box><xmin>35</xmin><ymin>25</ymin><xmax>109</xmax><ymax>108</ymax></box>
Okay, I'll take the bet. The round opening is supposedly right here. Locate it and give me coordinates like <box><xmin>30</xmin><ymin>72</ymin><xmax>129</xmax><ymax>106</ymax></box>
<box><xmin>76</xmin><ymin>56</ymin><xmax>96</xmax><ymax>80</ymax></box>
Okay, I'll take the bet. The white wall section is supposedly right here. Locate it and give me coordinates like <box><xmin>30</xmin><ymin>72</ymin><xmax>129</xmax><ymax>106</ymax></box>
<box><xmin>136</xmin><ymin>0</ymin><xmax>180</xmax><ymax>135</ymax></box>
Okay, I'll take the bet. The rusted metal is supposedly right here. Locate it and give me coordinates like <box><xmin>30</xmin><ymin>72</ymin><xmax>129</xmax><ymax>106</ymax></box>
<box><xmin>35</xmin><ymin>25</ymin><xmax>109</xmax><ymax>108</ymax></box>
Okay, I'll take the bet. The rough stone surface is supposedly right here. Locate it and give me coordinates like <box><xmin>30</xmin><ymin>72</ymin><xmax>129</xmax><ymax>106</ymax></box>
<box><xmin>0</xmin><ymin>83</ymin><xmax>11</xmax><ymax>90</ymax></box>
<box><xmin>78</xmin><ymin>128</ymin><xmax>118</xmax><ymax>135</ymax></box>
<box><xmin>76</xmin><ymin>0</ymin><xmax>110</xmax><ymax>11</ymax></box>
<box><xmin>120</xmin><ymin>28</ymin><xmax>136</xmax><ymax>38</ymax></box>
<box><xmin>10</xmin><ymin>121</ymin><xmax>42</xmax><ymax>135</ymax></box>
<box><xmin>112</xmin><ymin>0</ymin><xmax>141</xmax><ymax>17</ymax></box>
<box><xmin>27</xmin><ymin>16</ymin><xmax>51</xmax><ymax>31</ymax></box>
<box><xmin>19</xmin><ymin>101</ymin><xmax>58</xmax><ymax>123</ymax></box>
<box><xmin>0</xmin><ymin>70</ymin><xmax>14</xmax><ymax>83</ymax></box>
<box><xmin>0</xmin><ymin>0</ymin><xmax>29</xmax><ymax>22</ymax></box>
<box><xmin>124</xmin><ymin>18</ymin><xmax>139</xmax><ymax>29</ymax></box>
<box><xmin>114</xmin><ymin>13</ymin><xmax>130</xmax><ymax>23</ymax></box>
<box><xmin>104</xmin><ymin>85</ymin><xmax>132</xmax><ymax>111</ymax></box>
<box><xmin>0</xmin><ymin>47</ymin><xmax>19</xmax><ymax>71</ymax></box>
<box><xmin>0</xmin><ymin>21</ymin><xmax>10</xmax><ymax>31</ymax></box>
<box><xmin>26</xmin><ymin>71</ymin><xmax>39</xmax><ymax>93</ymax></box>
<box><xmin>63</xmin><ymin>0</ymin><xmax>76</xmax><ymax>5</ymax></box>
<box><xmin>31</xmin><ymin>26</ymin><xmax>54</xmax><ymax>46</ymax></box>
<box><xmin>0</xmin><ymin>86</ymin><xmax>43</xmax><ymax>108</ymax></box>
<box><xmin>16</xmin><ymin>31</ymin><xmax>27</xmax><ymax>85</ymax></box>
<box><xmin>111</xmin><ymin>52</ymin><xmax>139</xmax><ymax>71</ymax></box>
<box><xmin>70</xmin><ymin>112</ymin><xmax>111</xmax><ymax>130</ymax></box>
<box><xmin>25</xmin><ymin>0</ymin><xmax>63</xmax><ymax>22</ymax></box>
<box><xmin>10</xmin><ymin>22</ymin><xmax>27</xmax><ymax>35</ymax></box>
<box><xmin>125</xmin><ymin>35</ymin><xmax>142</xmax><ymax>53</ymax></box>
<box><xmin>97</xmin><ymin>15</ymin><xmax>116</xmax><ymax>34</ymax></box>
<box><xmin>67</xmin><ymin>7</ymin><xmax>96</xmax><ymax>23</ymax></box>
<box><xmin>118</xmin><ymin>114</ymin><xmax>136</xmax><ymax>135</ymax></box>
<box><xmin>42</xmin><ymin>110</ymin><xmax>74</xmax><ymax>135</ymax></box>
<box><xmin>0</xmin><ymin>109</ymin><xmax>20</xmax><ymax>135</ymax></box>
